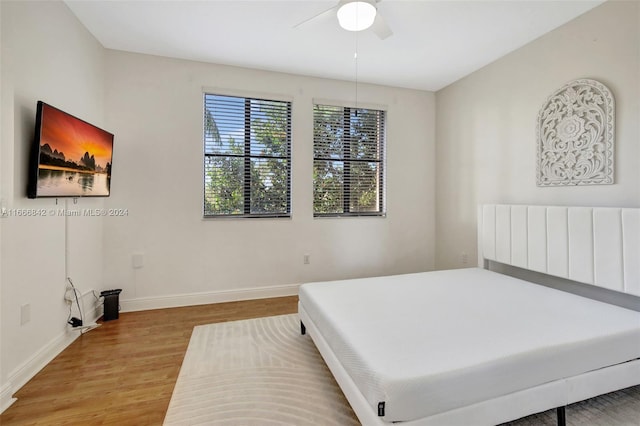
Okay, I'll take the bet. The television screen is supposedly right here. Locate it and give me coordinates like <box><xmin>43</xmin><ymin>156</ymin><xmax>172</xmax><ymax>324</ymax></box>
<box><xmin>28</xmin><ymin>101</ymin><xmax>114</xmax><ymax>198</ymax></box>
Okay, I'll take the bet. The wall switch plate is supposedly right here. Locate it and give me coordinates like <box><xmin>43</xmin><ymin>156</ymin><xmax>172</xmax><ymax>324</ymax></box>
<box><xmin>303</xmin><ymin>254</ymin><xmax>310</xmax><ymax>265</ymax></box>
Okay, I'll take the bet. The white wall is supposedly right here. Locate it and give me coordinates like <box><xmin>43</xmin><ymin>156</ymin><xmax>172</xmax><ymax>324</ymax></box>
<box><xmin>435</xmin><ymin>0</ymin><xmax>640</xmax><ymax>270</ymax></box>
<box><xmin>0</xmin><ymin>0</ymin><xmax>105</xmax><ymax>407</ymax></box>
<box><xmin>102</xmin><ymin>51</ymin><xmax>436</xmax><ymax>309</ymax></box>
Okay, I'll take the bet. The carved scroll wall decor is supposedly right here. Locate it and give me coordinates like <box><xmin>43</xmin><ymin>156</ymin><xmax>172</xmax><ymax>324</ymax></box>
<box><xmin>537</xmin><ymin>79</ymin><xmax>614</xmax><ymax>186</ymax></box>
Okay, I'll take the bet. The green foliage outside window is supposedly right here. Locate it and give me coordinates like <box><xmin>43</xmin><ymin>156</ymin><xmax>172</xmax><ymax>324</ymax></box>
<box><xmin>313</xmin><ymin>104</ymin><xmax>385</xmax><ymax>216</ymax></box>
<box><xmin>204</xmin><ymin>95</ymin><xmax>291</xmax><ymax>217</ymax></box>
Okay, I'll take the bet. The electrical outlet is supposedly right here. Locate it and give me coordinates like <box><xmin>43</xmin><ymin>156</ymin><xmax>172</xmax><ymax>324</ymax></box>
<box><xmin>64</xmin><ymin>286</ymin><xmax>75</xmax><ymax>304</ymax></box>
<box><xmin>303</xmin><ymin>254</ymin><xmax>310</xmax><ymax>265</ymax></box>
<box><xmin>132</xmin><ymin>253</ymin><xmax>144</xmax><ymax>269</ymax></box>
<box><xmin>20</xmin><ymin>303</ymin><xmax>31</xmax><ymax>325</ymax></box>
<box><xmin>461</xmin><ymin>252</ymin><xmax>468</xmax><ymax>265</ymax></box>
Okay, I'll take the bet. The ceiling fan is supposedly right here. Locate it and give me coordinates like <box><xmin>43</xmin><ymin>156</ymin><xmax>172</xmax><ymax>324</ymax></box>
<box><xmin>294</xmin><ymin>0</ymin><xmax>393</xmax><ymax>40</ymax></box>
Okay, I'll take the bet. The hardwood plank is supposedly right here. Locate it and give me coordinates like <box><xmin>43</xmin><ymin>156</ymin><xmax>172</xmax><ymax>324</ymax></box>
<box><xmin>0</xmin><ymin>296</ymin><xmax>298</xmax><ymax>425</ymax></box>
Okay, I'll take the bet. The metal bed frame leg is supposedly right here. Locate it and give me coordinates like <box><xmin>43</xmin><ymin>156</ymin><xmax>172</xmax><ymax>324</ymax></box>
<box><xmin>557</xmin><ymin>406</ymin><xmax>566</xmax><ymax>426</ymax></box>
<box><xmin>300</xmin><ymin>321</ymin><xmax>306</xmax><ymax>335</ymax></box>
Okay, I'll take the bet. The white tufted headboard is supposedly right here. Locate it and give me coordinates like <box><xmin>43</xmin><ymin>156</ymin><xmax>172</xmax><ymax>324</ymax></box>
<box><xmin>479</xmin><ymin>205</ymin><xmax>640</xmax><ymax>297</ymax></box>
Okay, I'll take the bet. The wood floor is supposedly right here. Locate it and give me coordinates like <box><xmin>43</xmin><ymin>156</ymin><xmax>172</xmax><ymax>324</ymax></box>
<box><xmin>0</xmin><ymin>296</ymin><xmax>298</xmax><ymax>425</ymax></box>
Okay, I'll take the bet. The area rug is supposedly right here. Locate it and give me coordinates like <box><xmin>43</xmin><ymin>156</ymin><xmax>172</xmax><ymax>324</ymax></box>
<box><xmin>165</xmin><ymin>314</ymin><xmax>639</xmax><ymax>425</ymax></box>
<box><xmin>164</xmin><ymin>314</ymin><xmax>358</xmax><ymax>425</ymax></box>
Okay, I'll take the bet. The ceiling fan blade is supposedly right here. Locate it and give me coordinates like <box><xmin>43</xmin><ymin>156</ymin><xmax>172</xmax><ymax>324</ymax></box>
<box><xmin>293</xmin><ymin>5</ymin><xmax>338</xmax><ymax>29</ymax></box>
<box><xmin>371</xmin><ymin>13</ymin><xmax>392</xmax><ymax>40</ymax></box>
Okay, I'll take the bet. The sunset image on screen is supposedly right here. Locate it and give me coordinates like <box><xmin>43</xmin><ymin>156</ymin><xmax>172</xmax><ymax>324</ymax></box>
<box><xmin>40</xmin><ymin>104</ymin><xmax>113</xmax><ymax>171</ymax></box>
<box><xmin>36</xmin><ymin>103</ymin><xmax>114</xmax><ymax>197</ymax></box>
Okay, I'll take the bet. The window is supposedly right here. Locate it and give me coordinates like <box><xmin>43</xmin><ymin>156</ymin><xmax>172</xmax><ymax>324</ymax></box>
<box><xmin>313</xmin><ymin>104</ymin><xmax>386</xmax><ymax>217</ymax></box>
<box><xmin>204</xmin><ymin>93</ymin><xmax>291</xmax><ymax>218</ymax></box>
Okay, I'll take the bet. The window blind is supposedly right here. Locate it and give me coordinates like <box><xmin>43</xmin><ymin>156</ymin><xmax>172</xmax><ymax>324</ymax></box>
<box><xmin>204</xmin><ymin>94</ymin><xmax>291</xmax><ymax>217</ymax></box>
<box><xmin>313</xmin><ymin>104</ymin><xmax>386</xmax><ymax>217</ymax></box>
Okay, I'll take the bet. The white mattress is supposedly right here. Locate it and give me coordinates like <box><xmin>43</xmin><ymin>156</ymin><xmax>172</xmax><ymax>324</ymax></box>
<box><xmin>298</xmin><ymin>268</ymin><xmax>640</xmax><ymax>423</ymax></box>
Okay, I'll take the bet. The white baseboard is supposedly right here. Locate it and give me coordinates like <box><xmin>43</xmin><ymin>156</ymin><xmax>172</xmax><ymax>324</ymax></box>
<box><xmin>2</xmin><ymin>290</ymin><xmax>101</xmax><ymax>413</ymax></box>
<box><xmin>0</xmin><ymin>382</ymin><xmax>17</xmax><ymax>414</ymax></box>
<box><xmin>6</xmin><ymin>327</ymin><xmax>78</xmax><ymax>404</ymax></box>
<box><xmin>120</xmin><ymin>283</ymin><xmax>300</xmax><ymax>312</ymax></box>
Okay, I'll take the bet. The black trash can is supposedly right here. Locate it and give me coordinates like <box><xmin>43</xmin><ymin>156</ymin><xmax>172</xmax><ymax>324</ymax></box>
<box><xmin>101</xmin><ymin>289</ymin><xmax>122</xmax><ymax>321</ymax></box>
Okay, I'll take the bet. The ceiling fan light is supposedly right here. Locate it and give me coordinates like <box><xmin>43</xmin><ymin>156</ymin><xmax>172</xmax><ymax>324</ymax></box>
<box><xmin>337</xmin><ymin>1</ymin><xmax>377</xmax><ymax>32</ymax></box>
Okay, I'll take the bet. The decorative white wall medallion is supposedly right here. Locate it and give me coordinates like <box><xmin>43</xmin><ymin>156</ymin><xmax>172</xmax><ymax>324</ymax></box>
<box><xmin>537</xmin><ymin>79</ymin><xmax>614</xmax><ymax>186</ymax></box>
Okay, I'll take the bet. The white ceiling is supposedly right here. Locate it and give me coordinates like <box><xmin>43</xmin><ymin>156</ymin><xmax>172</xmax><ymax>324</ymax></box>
<box><xmin>64</xmin><ymin>0</ymin><xmax>604</xmax><ymax>92</ymax></box>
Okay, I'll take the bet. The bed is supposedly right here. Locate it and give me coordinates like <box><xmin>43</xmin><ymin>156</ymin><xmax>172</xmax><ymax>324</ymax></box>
<box><xmin>298</xmin><ymin>205</ymin><xmax>640</xmax><ymax>425</ymax></box>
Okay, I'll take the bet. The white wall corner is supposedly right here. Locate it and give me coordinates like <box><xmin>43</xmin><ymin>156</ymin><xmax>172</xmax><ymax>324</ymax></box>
<box><xmin>120</xmin><ymin>283</ymin><xmax>300</xmax><ymax>312</ymax></box>
<box><xmin>0</xmin><ymin>382</ymin><xmax>17</xmax><ymax>414</ymax></box>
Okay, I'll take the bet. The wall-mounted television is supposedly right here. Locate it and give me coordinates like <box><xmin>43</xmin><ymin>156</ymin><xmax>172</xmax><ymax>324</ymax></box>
<box><xmin>28</xmin><ymin>101</ymin><xmax>114</xmax><ymax>198</ymax></box>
